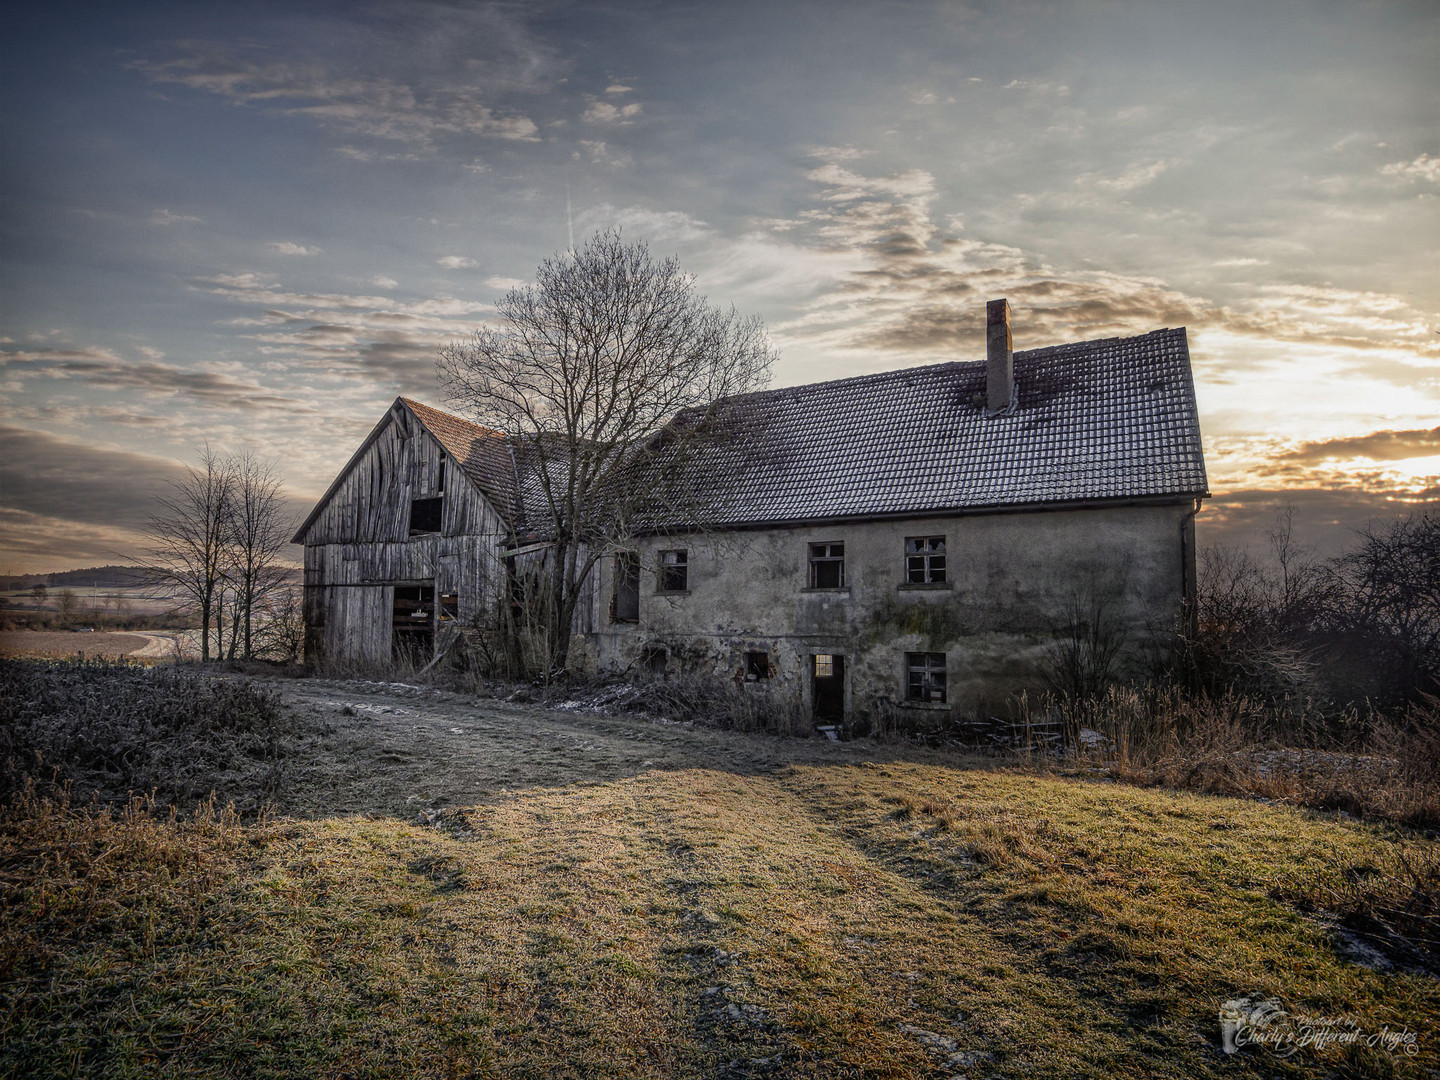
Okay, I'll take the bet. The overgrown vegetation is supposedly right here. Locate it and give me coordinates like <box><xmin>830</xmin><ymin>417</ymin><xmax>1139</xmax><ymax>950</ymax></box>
<box><xmin>0</xmin><ymin>659</ymin><xmax>300</xmax><ymax>813</ymax></box>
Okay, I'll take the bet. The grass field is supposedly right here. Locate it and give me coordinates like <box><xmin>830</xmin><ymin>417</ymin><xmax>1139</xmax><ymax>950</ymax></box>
<box><xmin>3</xmin><ymin>693</ymin><xmax>1436</xmax><ymax>1080</ymax></box>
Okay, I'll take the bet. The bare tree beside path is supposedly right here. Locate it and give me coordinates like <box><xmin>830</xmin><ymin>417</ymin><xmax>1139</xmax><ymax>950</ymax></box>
<box><xmin>439</xmin><ymin>229</ymin><xmax>777</xmax><ymax>675</ymax></box>
<box><xmin>145</xmin><ymin>445</ymin><xmax>294</xmax><ymax>662</ymax></box>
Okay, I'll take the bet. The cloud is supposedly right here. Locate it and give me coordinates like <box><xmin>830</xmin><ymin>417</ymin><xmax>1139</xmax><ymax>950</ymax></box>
<box><xmin>131</xmin><ymin>8</ymin><xmax>551</xmax><ymax>155</ymax></box>
<box><xmin>604</xmin><ymin>84</ymin><xmax>633</xmax><ymax>95</ymax></box>
<box><xmin>0</xmin><ymin>425</ymin><xmax>192</xmax><ymax>538</ymax></box>
<box><xmin>149</xmin><ymin>209</ymin><xmax>202</xmax><ymax>226</ymax></box>
<box><xmin>483</xmin><ymin>275</ymin><xmax>526</xmax><ymax>290</ymax></box>
<box><xmin>1381</xmin><ymin>153</ymin><xmax>1440</xmax><ymax>184</ymax></box>
<box><xmin>0</xmin><ymin>345</ymin><xmax>311</xmax><ymax>413</ymax></box>
<box><xmin>267</xmin><ymin>241</ymin><xmax>321</xmax><ymax>256</ymax></box>
<box><xmin>582</xmin><ymin>99</ymin><xmax>642</xmax><ymax>124</ymax></box>
<box><xmin>1283</xmin><ymin>427</ymin><xmax>1440</xmax><ymax>464</ymax></box>
<box><xmin>370</xmin><ymin>276</ymin><xmax>398</xmax><ymax>289</ymax></box>
<box><xmin>437</xmin><ymin>255</ymin><xmax>478</xmax><ymax>269</ymax></box>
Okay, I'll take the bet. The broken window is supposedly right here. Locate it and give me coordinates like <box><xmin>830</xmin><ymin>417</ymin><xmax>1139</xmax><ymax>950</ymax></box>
<box><xmin>612</xmin><ymin>551</ymin><xmax>640</xmax><ymax>623</ymax></box>
<box><xmin>438</xmin><ymin>592</ymin><xmax>459</xmax><ymax>621</ymax></box>
<box><xmin>906</xmin><ymin>652</ymin><xmax>947</xmax><ymax>703</ymax></box>
<box><xmin>641</xmin><ymin>645</ymin><xmax>668</xmax><ymax>676</ymax></box>
<box><xmin>905</xmin><ymin>536</ymin><xmax>946</xmax><ymax>583</ymax></box>
<box><xmin>808</xmin><ymin>542</ymin><xmax>845</xmax><ymax>588</ymax></box>
<box><xmin>657</xmin><ymin>549</ymin><xmax>688</xmax><ymax>592</ymax></box>
<box><xmin>409</xmin><ymin>497</ymin><xmax>443</xmax><ymax>536</ymax></box>
<box><xmin>745</xmin><ymin>651</ymin><xmax>771</xmax><ymax>681</ymax></box>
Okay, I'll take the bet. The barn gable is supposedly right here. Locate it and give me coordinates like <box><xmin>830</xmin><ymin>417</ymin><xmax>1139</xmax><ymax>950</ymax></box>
<box><xmin>293</xmin><ymin>398</ymin><xmax>513</xmax><ymax>666</ymax></box>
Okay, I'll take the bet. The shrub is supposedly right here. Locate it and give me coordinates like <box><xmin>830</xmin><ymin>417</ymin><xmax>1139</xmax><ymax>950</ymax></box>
<box><xmin>0</xmin><ymin>658</ymin><xmax>292</xmax><ymax>813</ymax></box>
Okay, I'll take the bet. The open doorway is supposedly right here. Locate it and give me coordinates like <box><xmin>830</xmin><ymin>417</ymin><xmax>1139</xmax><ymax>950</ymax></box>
<box><xmin>392</xmin><ymin>585</ymin><xmax>434</xmax><ymax>663</ymax></box>
<box><xmin>811</xmin><ymin>653</ymin><xmax>845</xmax><ymax>721</ymax></box>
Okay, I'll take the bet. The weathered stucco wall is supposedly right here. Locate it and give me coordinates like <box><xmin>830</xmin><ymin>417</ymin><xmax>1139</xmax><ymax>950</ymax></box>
<box><xmin>300</xmin><ymin>406</ymin><xmax>509</xmax><ymax>665</ymax></box>
<box><xmin>581</xmin><ymin>502</ymin><xmax>1195</xmax><ymax>721</ymax></box>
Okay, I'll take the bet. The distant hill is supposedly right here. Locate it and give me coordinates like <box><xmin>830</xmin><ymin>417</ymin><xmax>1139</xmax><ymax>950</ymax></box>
<box><xmin>0</xmin><ymin>565</ymin><xmax>151</xmax><ymax>590</ymax></box>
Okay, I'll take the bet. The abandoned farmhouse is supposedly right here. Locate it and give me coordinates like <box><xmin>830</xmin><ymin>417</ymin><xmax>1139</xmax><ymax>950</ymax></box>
<box><xmin>294</xmin><ymin>300</ymin><xmax>1209</xmax><ymax>720</ymax></box>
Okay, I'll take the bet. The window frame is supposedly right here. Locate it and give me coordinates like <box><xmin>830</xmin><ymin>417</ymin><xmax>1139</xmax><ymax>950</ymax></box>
<box><xmin>656</xmin><ymin>549</ymin><xmax>689</xmax><ymax>594</ymax></box>
<box><xmin>904</xmin><ymin>535</ymin><xmax>947</xmax><ymax>584</ymax></box>
<box><xmin>408</xmin><ymin>496</ymin><xmax>443</xmax><ymax>536</ymax></box>
<box><xmin>905</xmin><ymin>651</ymin><xmax>948</xmax><ymax>704</ymax></box>
<box><xmin>807</xmin><ymin>541</ymin><xmax>846</xmax><ymax>589</ymax></box>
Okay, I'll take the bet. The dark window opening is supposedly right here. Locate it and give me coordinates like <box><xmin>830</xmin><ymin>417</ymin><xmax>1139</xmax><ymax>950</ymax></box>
<box><xmin>393</xmin><ymin>585</ymin><xmax>435</xmax><ymax>662</ymax></box>
<box><xmin>409</xmin><ymin>496</ymin><xmax>443</xmax><ymax>536</ymax></box>
<box><xmin>613</xmin><ymin>552</ymin><xmax>640</xmax><ymax>622</ymax></box>
<box><xmin>439</xmin><ymin>592</ymin><xmax>459</xmax><ymax>621</ymax></box>
<box><xmin>657</xmin><ymin>549</ymin><xmax>688</xmax><ymax>593</ymax></box>
<box><xmin>745</xmin><ymin>651</ymin><xmax>771</xmax><ymax>681</ymax></box>
<box><xmin>642</xmin><ymin>645</ymin><xmax>668</xmax><ymax>676</ymax></box>
<box><xmin>809</xmin><ymin>542</ymin><xmax>845</xmax><ymax>588</ymax></box>
<box><xmin>905</xmin><ymin>536</ymin><xmax>946</xmax><ymax>583</ymax></box>
<box><xmin>906</xmin><ymin>652</ymin><xmax>947</xmax><ymax>703</ymax></box>
<box><xmin>437</xmin><ymin>452</ymin><xmax>446</xmax><ymax>494</ymax></box>
<box><xmin>812</xmin><ymin>653</ymin><xmax>845</xmax><ymax>720</ymax></box>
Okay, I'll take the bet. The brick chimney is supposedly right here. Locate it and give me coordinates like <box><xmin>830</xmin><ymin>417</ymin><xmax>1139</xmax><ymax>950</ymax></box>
<box><xmin>986</xmin><ymin>298</ymin><xmax>1014</xmax><ymax>412</ymax></box>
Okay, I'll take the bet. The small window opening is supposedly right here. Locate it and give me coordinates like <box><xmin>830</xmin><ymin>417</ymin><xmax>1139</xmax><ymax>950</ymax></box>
<box><xmin>438</xmin><ymin>592</ymin><xmax>459</xmax><ymax>621</ymax></box>
<box><xmin>905</xmin><ymin>536</ymin><xmax>946</xmax><ymax>583</ymax></box>
<box><xmin>641</xmin><ymin>645</ymin><xmax>668</xmax><ymax>676</ymax></box>
<box><xmin>410</xmin><ymin>496</ymin><xmax>443</xmax><ymax>535</ymax></box>
<box><xmin>657</xmin><ymin>549</ymin><xmax>688</xmax><ymax>592</ymax></box>
<box><xmin>612</xmin><ymin>552</ymin><xmax>640</xmax><ymax>622</ymax></box>
<box><xmin>814</xmin><ymin>654</ymin><xmax>834</xmax><ymax>678</ymax></box>
<box><xmin>906</xmin><ymin>652</ymin><xmax>947</xmax><ymax>703</ymax></box>
<box><xmin>745</xmin><ymin>651</ymin><xmax>771</xmax><ymax>681</ymax></box>
<box><xmin>808</xmin><ymin>542</ymin><xmax>845</xmax><ymax>588</ymax></box>
<box><xmin>437</xmin><ymin>451</ymin><xmax>446</xmax><ymax>495</ymax></box>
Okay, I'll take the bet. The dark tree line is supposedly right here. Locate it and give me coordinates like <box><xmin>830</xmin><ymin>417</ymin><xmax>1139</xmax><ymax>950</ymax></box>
<box><xmin>1185</xmin><ymin>508</ymin><xmax>1440</xmax><ymax>708</ymax></box>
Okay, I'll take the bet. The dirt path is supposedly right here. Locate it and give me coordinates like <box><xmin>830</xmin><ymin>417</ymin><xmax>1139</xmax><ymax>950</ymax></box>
<box><xmin>267</xmin><ymin>678</ymin><xmax>927</xmax><ymax>820</ymax></box>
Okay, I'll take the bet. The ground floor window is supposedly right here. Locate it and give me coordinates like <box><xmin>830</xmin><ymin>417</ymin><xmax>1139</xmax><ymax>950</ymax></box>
<box><xmin>906</xmin><ymin>652</ymin><xmax>947</xmax><ymax>703</ymax></box>
<box><xmin>745</xmin><ymin>651</ymin><xmax>771</xmax><ymax>681</ymax></box>
<box><xmin>641</xmin><ymin>645</ymin><xmax>668</xmax><ymax>675</ymax></box>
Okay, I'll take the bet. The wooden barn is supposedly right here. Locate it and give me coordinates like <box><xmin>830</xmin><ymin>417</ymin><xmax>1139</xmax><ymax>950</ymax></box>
<box><xmin>291</xmin><ymin>398</ymin><xmax>519</xmax><ymax>667</ymax></box>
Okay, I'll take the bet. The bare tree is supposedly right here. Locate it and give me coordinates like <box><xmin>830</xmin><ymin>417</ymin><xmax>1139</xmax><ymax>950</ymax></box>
<box><xmin>225</xmin><ymin>449</ymin><xmax>293</xmax><ymax>660</ymax></box>
<box><xmin>147</xmin><ymin>446</ymin><xmax>235</xmax><ymax>661</ymax></box>
<box><xmin>439</xmin><ymin>229</ymin><xmax>775</xmax><ymax>674</ymax></box>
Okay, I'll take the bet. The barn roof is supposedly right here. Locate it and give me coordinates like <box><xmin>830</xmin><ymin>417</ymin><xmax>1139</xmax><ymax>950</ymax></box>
<box><xmin>295</xmin><ymin>326</ymin><xmax>1207</xmax><ymax>544</ymax></box>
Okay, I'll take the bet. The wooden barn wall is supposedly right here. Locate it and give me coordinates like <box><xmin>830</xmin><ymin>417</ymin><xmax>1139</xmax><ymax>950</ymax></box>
<box><xmin>301</xmin><ymin>408</ymin><xmax>510</xmax><ymax>664</ymax></box>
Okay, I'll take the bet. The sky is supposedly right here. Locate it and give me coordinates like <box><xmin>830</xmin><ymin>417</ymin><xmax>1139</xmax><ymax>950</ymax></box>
<box><xmin>1</xmin><ymin>0</ymin><xmax>1436</xmax><ymax>574</ymax></box>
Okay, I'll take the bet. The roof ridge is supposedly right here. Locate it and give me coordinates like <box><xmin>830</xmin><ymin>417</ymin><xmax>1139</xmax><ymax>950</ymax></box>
<box><xmin>734</xmin><ymin>326</ymin><xmax>1184</xmax><ymax>403</ymax></box>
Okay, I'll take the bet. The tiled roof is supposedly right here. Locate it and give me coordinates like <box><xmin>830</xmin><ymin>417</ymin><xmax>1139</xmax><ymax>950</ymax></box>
<box><xmin>652</xmin><ymin>327</ymin><xmax>1207</xmax><ymax>527</ymax></box>
<box><xmin>400</xmin><ymin>399</ymin><xmax>521</xmax><ymax>522</ymax></box>
<box><xmin>401</xmin><ymin>327</ymin><xmax>1208</xmax><ymax>534</ymax></box>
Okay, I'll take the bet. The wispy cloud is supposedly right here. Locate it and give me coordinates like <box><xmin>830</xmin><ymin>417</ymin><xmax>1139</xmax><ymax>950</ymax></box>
<box><xmin>1381</xmin><ymin>153</ymin><xmax>1440</xmax><ymax>183</ymax></box>
<box><xmin>437</xmin><ymin>255</ymin><xmax>477</xmax><ymax>269</ymax></box>
<box><xmin>149</xmin><ymin>209</ymin><xmax>202</xmax><ymax>226</ymax></box>
<box><xmin>267</xmin><ymin>241</ymin><xmax>321</xmax><ymax>256</ymax></box>
<box><xmin>582</xmin><ymin>98</ymin><xmax>642</xmax><ymax>124</ymax></box>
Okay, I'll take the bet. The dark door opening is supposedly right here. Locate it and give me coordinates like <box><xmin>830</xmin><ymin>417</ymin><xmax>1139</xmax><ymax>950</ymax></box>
<box><xmin>812</xmin><ymin>653</ymin><xmax>845</xmax><ymax>721</ymax></box>
<box><xmin>393</xmin><ymin>585</ymin><xmax>434</xmax><ymax>663</ymax></box>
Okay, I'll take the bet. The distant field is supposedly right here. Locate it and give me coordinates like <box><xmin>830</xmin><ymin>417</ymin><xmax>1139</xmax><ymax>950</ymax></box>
<box><xmin>0</xmin><ymin>586</ymin><xmax>181</xmax><ymax>618</ymax></box>
<box><xmin>0</xmin><ymin>629</ymin><xmax>188</xmax><ymax>660</ymax></box>
<box><xmin>1</xmin><ymin>677</ymin><xmax>1434</xmax><ymax>1078</ymax></box>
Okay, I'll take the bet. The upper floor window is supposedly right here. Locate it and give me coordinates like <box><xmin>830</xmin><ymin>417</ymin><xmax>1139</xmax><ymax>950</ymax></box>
<box><xmin>808</xmin><ymin>542</ymin><xmax>845</xmax><ymax>588</ymax></box>
<box><xmin>906</xmin><ymin>652</ymin><xmax>947</xmax><ymax>703</ymax></box>
<box><xmin>409</xmin><ymin>497</ymin><xmax>443</xmax><ymax>535</ymax></box>
<box><xmin>905</xmin><ymin>536</ymin><xmax>946</xmax><ymax>583</ymax></box>
<box><xmin>657</xmin><ymin>549</ymin><xmax>688</xmax><ymax>593</ymax></box>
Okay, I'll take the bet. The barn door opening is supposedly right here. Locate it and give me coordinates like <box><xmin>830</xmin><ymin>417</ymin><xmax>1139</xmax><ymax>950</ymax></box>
<box><xmin>812</xmin><ymin>653</ymin><xmax>845</xmax><ymax>721</ymax></box>
<box><xmin>392</xmin><ymin>585</ymin><xmax>435</xmax><ymax>664</ymax></box>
